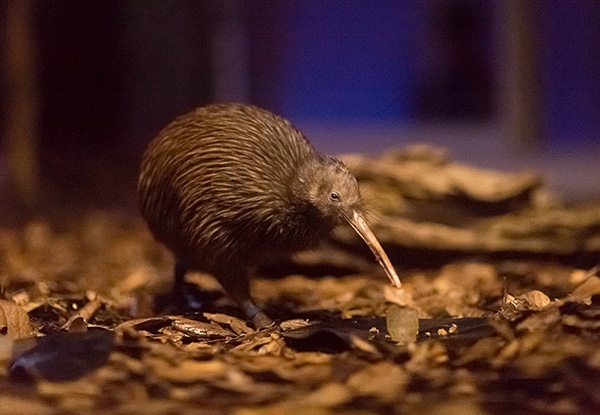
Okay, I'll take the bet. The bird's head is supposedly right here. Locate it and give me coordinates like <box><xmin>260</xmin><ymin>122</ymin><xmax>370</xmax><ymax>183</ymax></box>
<box><xmin>293</xmin><ymin>156</ymin><xmax>402</xmax><ymax>288</ymax></box>
<box><xmin>301</xmin><ymin>157</ymin><xmax>362</xmax><ymax>224</ymax></box>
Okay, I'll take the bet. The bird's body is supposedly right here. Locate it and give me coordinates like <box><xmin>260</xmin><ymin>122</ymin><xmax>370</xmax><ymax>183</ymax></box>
<box><xmin>139</xmin><ymin>103</ymin><xmax>400</xmax><ymax>325</ymax></box>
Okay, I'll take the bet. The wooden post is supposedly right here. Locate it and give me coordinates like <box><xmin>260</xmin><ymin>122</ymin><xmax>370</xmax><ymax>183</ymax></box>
<box><xmin>502</xmin><ymin>0</ymin><xmax>541</xmax><ymax>149</ymax></box>
<box><xmin>3</xmin><ymin>0</ymin><xmax>39</xmax><ymax>206</ymax></box>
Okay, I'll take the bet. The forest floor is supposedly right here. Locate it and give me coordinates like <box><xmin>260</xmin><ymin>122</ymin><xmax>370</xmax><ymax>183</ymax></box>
<box><xmin>1</xmin><ymin>146</ymin><xmax>600</xmax><ymax>415</ymax></box>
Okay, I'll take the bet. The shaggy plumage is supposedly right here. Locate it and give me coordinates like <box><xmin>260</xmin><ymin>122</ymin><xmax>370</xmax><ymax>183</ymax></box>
<box><xmin>139</xmin><ymin>103</ymin><xmax>399</xmax><ymax>325</ymax></box>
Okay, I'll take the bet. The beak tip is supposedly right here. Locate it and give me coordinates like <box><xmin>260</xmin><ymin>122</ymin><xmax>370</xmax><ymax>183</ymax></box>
<box><xmin>343</xmin><ymin>209</ymin><xmax>403</xmax><ymax>288</ymax></box>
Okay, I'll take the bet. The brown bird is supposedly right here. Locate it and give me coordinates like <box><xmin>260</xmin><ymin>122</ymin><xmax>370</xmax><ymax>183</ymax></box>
<box><xmin>139</xmin><ymin>103</ymin><xmax>401</xmax><ymax>326</ymax></box>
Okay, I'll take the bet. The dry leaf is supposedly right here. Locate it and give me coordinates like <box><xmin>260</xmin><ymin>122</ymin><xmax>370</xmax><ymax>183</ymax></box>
<box><xmin>383</xmin><ymin>285</ymin><xmax>415</xmax><ymax>307</ymax></box>
<box><xmin>506</xmin><ymin>290</ymin><xmax>552</xmax><ymax>311</ymax></box>
<box><xmin>347</xmin><ymin>361</ymin><xmax>408</xmax><ymax>402</ymax></box>
<box><xmin>0</xmin><ymin>299</ymin><xmax>36</xmax><ymax>339</ymax></box>
<box><xmin>0</xmin><ymin>395</ymin><xmax>54</xmax><ymax>415</ymax></box>
<box><xmin>171</xmin><ymin>317</ymin><xmax>234</xmax><ymax>339</ymax></box>
<box><xmin>279</xmin><ymin>319</ymin><xmax>312</xmax><ymax>331</ymax></box>
<box><xmin>300</xmin><ymin>382</ymin><xmax>352</xmax><ymax>407</ymax></box>
<box><xmin>148</xmin><ymin>357</ymin><xmax>230</xmax><ymax>384</ymax></box>
<box><xmin>203</xmin><ymin>313</ymin><xmax>254</xmax><ymax>335</ymax></box>
<box><xmin>570</xmin><ymin>275</ymin><xmax>600</xmax><ymax>301</ymax></box>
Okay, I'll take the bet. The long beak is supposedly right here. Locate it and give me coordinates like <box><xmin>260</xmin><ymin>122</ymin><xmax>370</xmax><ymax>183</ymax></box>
<box><xmin>342</xmin><ymin>209</ymin><xmax>402</xmax><ymax>288</ymax></box>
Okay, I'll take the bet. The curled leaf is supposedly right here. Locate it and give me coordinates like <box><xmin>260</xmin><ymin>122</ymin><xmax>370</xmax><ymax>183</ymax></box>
<box><xmin>0</xmin><ymin>299</ymin><xmax>36</xmax><ymax>339</ymax></box>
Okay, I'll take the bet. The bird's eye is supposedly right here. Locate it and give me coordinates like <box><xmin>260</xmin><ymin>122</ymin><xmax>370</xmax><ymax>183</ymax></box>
<box><xmin>330</xmin><ymin>192</ymin><xmax>340</xmax><ymax>201</ymax></box>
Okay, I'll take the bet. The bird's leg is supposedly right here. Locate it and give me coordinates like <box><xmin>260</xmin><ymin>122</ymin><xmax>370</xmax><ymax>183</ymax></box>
<box><xmin>245</xmin><ymin>302</ymin><xmax>273</xmax><ymax>328</ymax></box>
<box><xmin>171</xmin><ymin>260</ymin><xmax>205</xmax><ymax>310</ymax></box>
<box><xmin>218</xmin><ymin>269</ymin><xmax>273</xmax><ymax>328</ymax></box>
<box><xmin>174</xmin><ymin>260</ymin><xmax>187</xmax><ymax>290</ymax></box>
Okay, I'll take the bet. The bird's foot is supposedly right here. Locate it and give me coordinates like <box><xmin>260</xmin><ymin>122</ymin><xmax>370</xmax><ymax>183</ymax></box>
<box><xmin>154</xmin><ymin>282</ymin><xmax>220</xmax><ymax>315</ymax></box>
<box><xmin>242</xmin><ymin>300</ymin><xmax>274</xmax><ymax>328</ymax></box>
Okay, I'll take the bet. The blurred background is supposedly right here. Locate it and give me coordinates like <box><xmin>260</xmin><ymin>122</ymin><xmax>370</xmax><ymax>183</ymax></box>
<box><xmin>1</xmin><ymin>0</ymin><xmax>599</xmax><ymax>220</ymax></box>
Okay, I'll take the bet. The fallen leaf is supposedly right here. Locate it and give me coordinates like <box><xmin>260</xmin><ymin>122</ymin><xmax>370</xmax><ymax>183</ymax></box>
<box><xmin>347</xmin><ymin>361</ymin><xmax>409</xmax><ymax>402</ymax></box>
<box><xmin>570</xmin><ymin>275</ymin><xmax>600</xmax><ymax>301</ymax></box>
<box><xmin>507</xmin><ymin>290</ymin><xmax>552</xmax><ymax>311</ymax></box>
<box><xmin>0</xmin><ymin>395</ymin><xmax>54</xmax><ymax>415</ymax></box>
<box><xmin>300</xmin><ymin>382</ymin><xmax>352</xmax><ymax>407</ymax></box>
<box><xmin>279</xmin><ymin>319</ymin><xmax>312</xmax><ymax>331</ymax></box>
<box><xmin>204</xmin><ymin>313</ymin><xmax>254</xmax><ymax>335</ymax></box>
<box><xmin>148</xmin><ymin>357</ymin><xmax>230</xmax><ymax>384</ymax></box>
<box><xmin>171</xmin><ymin>316</ymin><xmax>235</xmax><ymax>339</ymax></box>
<box><xmin>0</xmin><ymin>299</ymin><xmax>36</xmax><ymax>339</ymax></box>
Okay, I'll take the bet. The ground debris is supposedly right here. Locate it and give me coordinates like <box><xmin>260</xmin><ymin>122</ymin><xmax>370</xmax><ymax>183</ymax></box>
<box><xmin>332</xmin><ymin>147</ymin><xmax>600</xmax><ymax>261</ymax></box>
<box><xmin>2</xmin><ymin>147</ymin><xmax>600</xmax><ymax>413</ymax></box>
<box><xmin>1</xmin><ymin>216</ymin><xmax>599</xmax><ymax>413</ymax></box>
<box><xmin>0</xmin><ymin>299</ymin><xmax>37</xmax><ymax>339</ymax></box>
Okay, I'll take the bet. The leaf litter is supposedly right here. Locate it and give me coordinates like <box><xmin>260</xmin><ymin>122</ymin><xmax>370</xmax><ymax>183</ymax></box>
<box><xmin>1</xmin><ymin>147</ymin><xmax>600</xmax><ymax>414</ymax></box>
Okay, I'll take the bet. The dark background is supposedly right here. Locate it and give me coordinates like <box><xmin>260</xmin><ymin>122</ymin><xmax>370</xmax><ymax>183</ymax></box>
<box><xmin>1</xmin><ymin>0</ymin><xmax>599</xmax><ymax>214</ymax></box>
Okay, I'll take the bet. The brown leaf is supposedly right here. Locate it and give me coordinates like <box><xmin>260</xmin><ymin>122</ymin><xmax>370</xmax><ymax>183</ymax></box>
<box><xmin>279</xmin><ymin>319</ymin><xmax>312</xmax><ymax>332</ymax></box>
<box><xmin>0</xmin><ymin>299</ymin><xmax>36</xmax><ymax>339</ymax></box>
<box><xmin>203</xmin><ymin>312</ymin><xmax>254</xmax><ymax>335</ymax></box>
<box><xmin>300</xmin><ymin>382</ymin><xmax>352</xmax><ymax>407</ymax></box>
<box><xmin>347</xmin><ymin>361</ymin><xmax>409</xmax><ymax>402</ymax></box>
<box><xmin>232</xmin><ymin>333</ymin><xmax>287</xmax><ymax>357</ymax></box>
<box><xmin>171</xmin><ymin>317</ymin><xmax>235</xmax><ymax>339</ymax></box>
<box><xmin>61</xmin><ymin>296</ymin><xmax>102</xmax><ymax>331</ymax></box>
<box><xmin>0</xmin><ymin>395</ymin><xmax>53</xmax><ymax>415</ymax></box>
<box><xmin>114</xmin><ymin>316</ymin><xmax>172</xmax><ymax>335</ymax></box>
<box><xmin>570</xmin><ymin>275</ymin><xmax>600</xmax><ymax>301</ymax></box>
<box><xmin>505</xmin><ymin>290</ymin><xmax>552</xmax><ymax>311</ymax></box>
<box><xmin>147</xmin><ymin>357</ymin><xmax>230</xmax><ymax>384</ymax></box>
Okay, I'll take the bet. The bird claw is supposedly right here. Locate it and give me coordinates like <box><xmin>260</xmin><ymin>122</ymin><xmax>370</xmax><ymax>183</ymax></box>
<box><xmin>242</xmin><ymin>300</ymin><xmax>274</xmax><ymax>328</ymax></box>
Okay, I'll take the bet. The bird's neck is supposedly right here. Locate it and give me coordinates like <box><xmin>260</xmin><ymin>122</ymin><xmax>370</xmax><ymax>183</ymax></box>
<box><xmin>274</xmin><ymin>199</ymin><xmax>333</xmax><ymax>248</ymax></box>
<box><xmin>270</xmin><ymin>158</ymin><xmax>334</xmax><ymax>246</ymax></box>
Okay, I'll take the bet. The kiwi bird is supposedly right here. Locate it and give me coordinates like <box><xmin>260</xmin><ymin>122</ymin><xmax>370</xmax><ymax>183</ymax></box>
<box><xmin>139</xmin><ymin>103</ymin><xmax>401</xmax><ymax>326</ymax></box>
